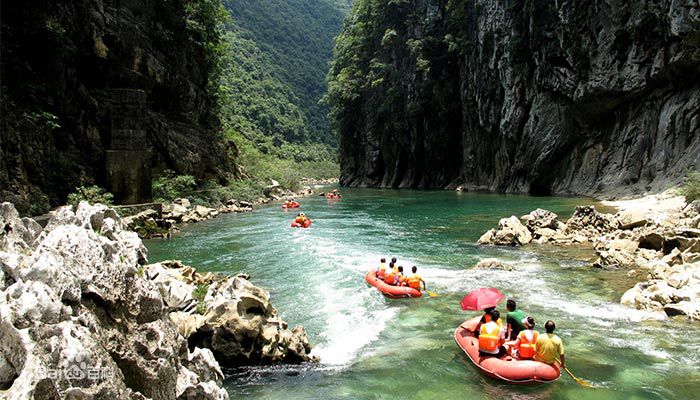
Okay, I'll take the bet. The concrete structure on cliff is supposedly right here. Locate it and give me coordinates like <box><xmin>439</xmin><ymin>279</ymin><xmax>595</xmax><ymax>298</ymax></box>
<box><xmin>106</xmin><ymin>89</ymin><xmax>151</xmax><ymax>204</ymax></box>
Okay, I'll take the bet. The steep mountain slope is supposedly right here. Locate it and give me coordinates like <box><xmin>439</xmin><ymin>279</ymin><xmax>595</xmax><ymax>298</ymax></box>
<box><xmin>222</xmin><ymin>0</ymin><xmax>350</xmax><ymax>146</ymax></box>
<box><xmin>328</xmin><ymin>0</ymin><xmax>700</xmax><ymax>198</ymax></box>
<box><xmin>1</xmin><ymin>0</ymin><xmax>236</xmax><ymax>213</ymax></box>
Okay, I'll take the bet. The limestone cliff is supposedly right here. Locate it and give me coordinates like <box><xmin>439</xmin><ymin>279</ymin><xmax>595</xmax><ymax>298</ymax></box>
<box><xmin>328</xmin><ymin>0</ymin><xmax>700</xmax><ymax>198</ymax></box>
<box><xmin>0</xmin><ymin>0</ymin><xmax>237</xmax><ymax>213</ymax></box>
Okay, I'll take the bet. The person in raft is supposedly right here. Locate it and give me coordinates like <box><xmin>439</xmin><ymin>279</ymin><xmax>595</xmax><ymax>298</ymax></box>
<box><xmin>383</xmin><ymin>262</ymin><xmax>396</xmax><ymax>284</ymax></box>
<box><xmin>478</xmin><ymin>309</ymin><xmax>507</xmax><ymax>357</ymax></box>
<box><xmin>376</xmin><ymin>258</ymin><xmax>387</xmax><ymax>279</ymax></box>
<box><xmin>332</xmin><ymin>189</ymin><xmax>342</xmax><ymax>197</ymax></box>
<box><xmin>504</xmin><ymin>316</ymin><xmax>538</xmax><ymax>359</ymax></box>
<box><xmin>295</xmin><ymin>212</ymin><xmax>308</xmax><ymax>224</ymax></box>
<box><xmin>535</xmin><ymin>320</ymin><xmax>565</xmax><ymax>368</ymax></box>
<box><xmin>394</xmin><ymin>266</ymin><xmax>406</xmax><ymax>285</ymax></box>
<box><xmin>505</xmin><ymin>299</ymin><xmax>527</xmax><ymax>340</ymax></box>
<box><xmin>405</xmin><ymin>266</ymin><xmax>426</xmax><ymax>291</ymax></box>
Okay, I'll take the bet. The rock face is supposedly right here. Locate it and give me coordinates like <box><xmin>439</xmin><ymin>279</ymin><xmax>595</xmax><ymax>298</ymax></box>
<box><xmin>330</xmin><ymin>0</ymin><xmax>699</xmax><ymax>197</ymax></box>
<box><xmin>478</xmin><ymin>216</ymin><xmax>532</xmax><ymax>246</ymax></box>
<box><xmin>0</xmin><ymin>201</ymin><xmax>316</xmax><ymax>398</ymax></box>
<box><xmin>145</xmin><ymin>261</ymin><xmax>317</xmax><ymax>366</ymax></box>
<box><xmin>478</xmin><ymin>198</ymin><xmax>700</xmax><ymax>320</ymax></box>
<box><xmin>0</xmin><ymin>0</ymin><xmax>237</xmax><ymax>213</ymax></box>
<box><xmin>0</xmin><ymin>201</ymin><xmax>228</xmax><ymax>398</ymax></box>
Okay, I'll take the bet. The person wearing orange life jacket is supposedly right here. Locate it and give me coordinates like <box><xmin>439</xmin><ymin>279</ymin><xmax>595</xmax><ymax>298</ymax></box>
<box><xmin>393</xmin><ymin>266</ymin><xmax>406</xmax><ymax>286</ymax></box>
<box><xmin>383</xmin><ymin>262</ymin><xmax>397</xmax><ymax>285</ymax></box>
<box><xmin>376</xmin><ymin>258</ymin><xmax>387</xmax><ymax>280</ymax></box>
<box><xmin>405</xmin><ymin>266</ymin><xmax>426</xmax><ymax>291</ymax></box>
<box><xmin>475</xmin><ymin>306</ymin><xmax>502</xmax><ymax>338</ymax></box>
<box><xmin>505</xmin><ymin>316</ymin><xmax>538</xmax><ymax>359</ymax></box>
<box><xmin>478</xmin><ymin>310</ymin><xmax>507</xmax><ymax>357</ymax></box>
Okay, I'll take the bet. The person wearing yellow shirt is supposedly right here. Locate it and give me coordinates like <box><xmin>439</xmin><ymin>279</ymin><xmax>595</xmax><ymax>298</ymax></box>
<box><xmin>535</xmin><ymin>320</ymin><xmax>565</xmax><ymax>368</ymax></box>
<box><xmin>376</xmin><ymin>258</ymin><xmax>387</xmax><ymax>279</ymax></box>
<box><xmin>405</xmin><ymin>266</ymin><xmax>426</xmax><ymax>291</ymax></box>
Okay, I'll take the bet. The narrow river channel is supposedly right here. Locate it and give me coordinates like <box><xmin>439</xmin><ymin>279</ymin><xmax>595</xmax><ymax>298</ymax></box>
<box><xmin>146</xmin><ymin>188</ymin><xmax>700</xmax><ymax>399</ymax></box>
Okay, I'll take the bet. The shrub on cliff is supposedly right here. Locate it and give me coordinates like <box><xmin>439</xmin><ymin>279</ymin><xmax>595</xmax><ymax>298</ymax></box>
<box><xmin>680</xmin><ymin>171</ymin><xmax>700</xmax><ymax>203</ymax></box>
<box><xmin>67</xmin><ymin>185</ymin><xmax>114</xmax><ymax>208</ymax></box>
<box><xmin>152</xmin><ymin>171</ymin><xmax>197</xmax><ymax>202</ymax></box>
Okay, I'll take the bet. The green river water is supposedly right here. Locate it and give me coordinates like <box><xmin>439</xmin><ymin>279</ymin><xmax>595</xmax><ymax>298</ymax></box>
<box><xmin>146</xmin><ymin>188</ymin><xmax>700</xmax><ymax>400</ymax></box>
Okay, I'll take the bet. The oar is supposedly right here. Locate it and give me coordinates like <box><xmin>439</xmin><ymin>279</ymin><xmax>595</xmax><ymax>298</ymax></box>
<box><xmin>425</xmin><ymin>288</ymin><xmax>438</xmax><ymax>298</ymax></box>
<box><xmin>562</xmin><ymin>366</ymin><xmax>592</xmax><ymax>387</ymax></box>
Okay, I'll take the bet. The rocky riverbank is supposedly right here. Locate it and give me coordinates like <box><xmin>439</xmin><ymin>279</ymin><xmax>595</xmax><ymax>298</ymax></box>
<box><xmin>123</xmin><ymin>186</ymin><xmax>315</xmax><ymax>239</ymax></box>
<box><xmin>0</xmin><ymin>201</ymin><xmax>315</xmax><ymax>398</ymax></box>
<box><xmin>477</xmin><ymin>192</ymin><xmax>700</xmax><ymax>320</ymax></box>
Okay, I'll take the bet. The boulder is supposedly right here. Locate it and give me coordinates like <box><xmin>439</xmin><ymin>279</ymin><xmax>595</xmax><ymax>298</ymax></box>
<box><xmin>661</xmin><ymin>248</ymin><xmax>684</xmax><ymax>266</ymax></box>
<box><xmin>174</xmin><ymin>198</ymin><xmax>192</xmax><ymax>208</ymax></box>
<box><xmin>617</xmin><ymin>209</ymin><xmax>648</xmax><ymax>230</ymax></box>
<box><xmin>592</xmin><ymin>249</ymin><xmax>636</xmax><ymax>269</ymax></box>
<box><xmin>488</xmin><ymin>216</ymin><xmax>532</xmax><ymax>246</ymax></box>
<box><xmin>521</xmin><ymin>209</ymin><xmax>559</xmax><ymax>231</ymax></box>
<box><xmin>566</xmin><ymin>206</ymin><xmax>620</xmax><ymax>235</ymax></box>
<box><xmin>477</xmin><ymin>229</ymin><xmax>495</xmax><ymax>245</ymax></box>
<box><xmin>0</xmin><ymin>202</ymin><xmax>227</xmax><ymax>399</ymax></box>
<box><xmin>474</xmin><ymin>258</ymin><xmax>513</xmax><ymax>271</ymax></box>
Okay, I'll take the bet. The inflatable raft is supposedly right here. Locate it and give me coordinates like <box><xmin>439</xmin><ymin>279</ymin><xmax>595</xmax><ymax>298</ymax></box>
<box><xmin>282</xmin><ymin>202</ymin><xmax>300</xmax><ymax>209</ymax></box>
<box><xmin>325</xmin><ymin>194</ymin><xmax>341</xmax><ymax>199</ymax></box>
<box><xmin>364</xmin><ymin>270</ymin><xmax>422</xmax><ymax>298</ymax></box>
<box><xmin>454</xmin><ymin>317</ymin><xmax>561</xmax><ymax>383</ymax></box>
<box><xmin>291</xmin><ymin>219</ymin><xmax>312</xmax><ymax>228</ymax></box>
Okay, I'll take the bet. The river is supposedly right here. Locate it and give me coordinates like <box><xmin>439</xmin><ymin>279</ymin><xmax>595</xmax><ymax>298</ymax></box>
<box><xmin>146</xmin><ymin>188</ymin><xmax>700</xmax><ymax>399</ymax></box>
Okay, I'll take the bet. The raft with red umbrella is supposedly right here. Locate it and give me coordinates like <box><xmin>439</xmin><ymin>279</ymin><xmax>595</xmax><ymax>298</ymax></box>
<box><xmin>364</xmin><ymin>270</ymin><xmax>422</xmax><ymax>298</ymax></box>
<box><xmin>454</xmin><ymin>316</ymin><xmax>561</xmax><ymax>383</ymax></box>
<box><xmin>455</xmin><ymin>287</ymin><xmax>560</xmax><ymax>383</ymax></box>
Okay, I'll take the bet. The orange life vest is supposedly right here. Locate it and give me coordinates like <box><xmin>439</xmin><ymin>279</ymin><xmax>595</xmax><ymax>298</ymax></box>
<box><xmin>478</xmin><ymin>322</ymin><xmax>501</xmax><ymax>353</ymax></box>
<box><xmin>376</xmin><ymin>263</ymin><xmax>386</xmax><ymax>279</ymax></box>
<box><xmin>384</xmin><ymin>271</ymin><xmax>396</xmax><ymax>285</ymax></box>
<box><xmin>406</xmin><ymin>274</ymin><xmax>422</xmax><ymax>289</ymax></box>
<box><xmin>517</xmin><ymin>330</ymin><xmax>538</xmax><ymax>359</ymax></box>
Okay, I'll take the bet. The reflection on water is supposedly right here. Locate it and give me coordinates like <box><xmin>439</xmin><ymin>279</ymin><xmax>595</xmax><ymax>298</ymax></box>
<box><xmin>146</xmin><ymin>188</ymin><xmax>700</xmax><ymax>399</ymax></box>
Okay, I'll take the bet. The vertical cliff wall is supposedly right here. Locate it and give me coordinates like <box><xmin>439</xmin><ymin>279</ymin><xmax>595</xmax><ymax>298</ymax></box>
<box><xmin>1</xmin><ymin>0</ymin><xmax>237</xmax><ymax>213</ymax></box>
<box><xmin>329</xmin><ymin>0</ymin><xmax>700</xmax><ymax>198</ymax></box>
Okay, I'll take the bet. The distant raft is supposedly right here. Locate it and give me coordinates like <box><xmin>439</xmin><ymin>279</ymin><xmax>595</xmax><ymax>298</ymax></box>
<box><xmin>454</xmin><ymin>317</ymin><xmax>561</xmax><ymax>384</ymax></box>
<box><xmin>282</xmin><ymin>201</ymin><xmax>300</xmax><ymax>209</ymax></box>
<box><xmin>291</xmin><ymin>219</ymin><xmax>312</xmax><ymax>228</ymax></box>
<box><xmin>325</xmin><ymin>194</ymin><xmax>341</xmax><ymax>199</ymax></box>
<box><xmin>364</xmin><ymin>270</ymin><xmax>422</xmax><ymax>298</ymax></box>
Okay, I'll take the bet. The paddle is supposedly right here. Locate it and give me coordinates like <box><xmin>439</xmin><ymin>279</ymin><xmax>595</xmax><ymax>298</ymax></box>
<box><xmin>562</xmin><ymin>366</ymin><xmax>592</xmax><ymax>387</ymax></box>
<box><xmin>424</xmin><ymin>287</ymin><xmax>438</xmax><ymax>297</ymax></box>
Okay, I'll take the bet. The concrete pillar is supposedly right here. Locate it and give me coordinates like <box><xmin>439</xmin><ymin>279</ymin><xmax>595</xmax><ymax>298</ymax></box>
<box><xmin>105</xmin><ymin>89</ymin><xmax>152</xmax><ymax>204</ymax></box>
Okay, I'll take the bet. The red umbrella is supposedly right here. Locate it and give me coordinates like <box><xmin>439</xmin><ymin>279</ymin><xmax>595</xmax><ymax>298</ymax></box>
<box><xmin>460</xmin><ymin>288</ymin><xmax>505</xmax><ymax>311</ymax></box>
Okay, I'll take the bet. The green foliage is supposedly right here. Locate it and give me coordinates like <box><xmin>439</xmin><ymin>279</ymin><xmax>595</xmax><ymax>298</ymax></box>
<box><xmin>67</xmin><ymin>186</ymin><xmax>114</xmax><ymax>208</ymax></box>
<box><xmin>193</xmin><ymin>284</ymin><xmax>210</xmax><ymax>302</ymax></box>
<box><xmin>193</xmin><ymin>284</ymin><xmax>210</xmax><ymax>314</ymax></box>
<box><xmin>215</xmin><ymin>1</ymin><xmax>343</xmax><ymax>191</ymax></box>
<box><xmin>152</xmin><ymin>171</ymin><xmax>198</xmax><ymax>202</ymax></box>
<box><xmin>220</xmin><ymin>0</ymin><xmax>348</xmax><ymax>146</ymax></box>
<box><xmin>680</xmin><ymin>171</ymin><xmax>700</xmax><ymax>203</ymax></box>
<box><xmin>184</xmin><ymin>0</ymin><xmax>231</xmax><ymax>110</ymax></box>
